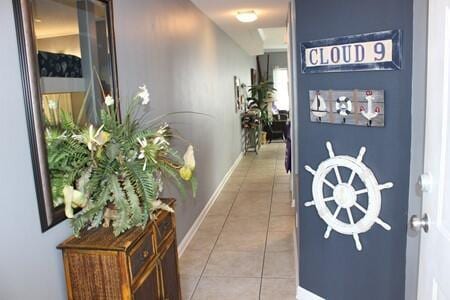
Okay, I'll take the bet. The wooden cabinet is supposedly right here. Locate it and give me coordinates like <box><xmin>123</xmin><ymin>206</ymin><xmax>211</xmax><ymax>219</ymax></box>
<box><xmin>58</xmin><ymin>199</ymin><xmax>181</xmax><ymax>300</ymax></box>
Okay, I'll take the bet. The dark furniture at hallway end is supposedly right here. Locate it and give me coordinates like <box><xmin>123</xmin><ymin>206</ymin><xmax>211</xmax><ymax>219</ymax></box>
<box><xmin>269</xmin><ymin>110</ymin><xmax>289</xmax><ymax>142</ymax></box>
<box><xmin>58</xmin><ymin>199</ymin><xmax>181</xmax><ymax>300</ymax></box>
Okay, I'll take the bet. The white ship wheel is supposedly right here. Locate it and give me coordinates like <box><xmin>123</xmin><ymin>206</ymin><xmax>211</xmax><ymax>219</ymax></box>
<box><xmin>304</xmin><ymin>141</ymin><xmax>393</xmax><ymax>251</ymax></box>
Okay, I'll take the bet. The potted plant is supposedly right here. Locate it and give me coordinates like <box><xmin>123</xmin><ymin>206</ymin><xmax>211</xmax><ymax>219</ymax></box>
<box><xmin>247</xmin><ymin>80</ymin><xmax>276</xmax><ymax>143</ymax></box>
<box><xmin>46</xmin><ymin>85</ymin><xmax>197</xmax><ymax>236</ymax></box>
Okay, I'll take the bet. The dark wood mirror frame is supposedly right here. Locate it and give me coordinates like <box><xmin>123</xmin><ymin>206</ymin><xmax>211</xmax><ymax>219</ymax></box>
<box><xmin>12</xmin><ymin>0</ymin><xmax>119</xmax><ymax>232</ymax></box>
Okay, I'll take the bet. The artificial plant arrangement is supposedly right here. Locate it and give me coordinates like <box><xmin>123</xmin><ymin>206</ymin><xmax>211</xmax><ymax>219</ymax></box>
<box><xmin>46</xmin><ymin>85</ymin><xmax>197</xmax><ymax>236</ymax></box>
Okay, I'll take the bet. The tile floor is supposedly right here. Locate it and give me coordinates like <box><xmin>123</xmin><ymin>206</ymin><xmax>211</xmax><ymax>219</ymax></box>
<box><xmin>179</xmin><ymin>143</ymin><xmax>297</xmax><ymax>300</ymax></box>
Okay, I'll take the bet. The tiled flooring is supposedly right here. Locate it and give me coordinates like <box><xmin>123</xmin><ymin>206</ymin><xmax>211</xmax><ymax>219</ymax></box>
<box><xmin>179</xmin><ymin>143</ymin><xmax>297</xmax><ymax>300</ymax></box>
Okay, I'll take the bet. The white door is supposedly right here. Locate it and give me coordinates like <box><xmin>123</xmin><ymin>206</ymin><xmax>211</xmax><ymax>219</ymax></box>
<box><xmin>417</xmin><ymin>0</ymin><xmax>450</xmax><ymax>298</ymax></box>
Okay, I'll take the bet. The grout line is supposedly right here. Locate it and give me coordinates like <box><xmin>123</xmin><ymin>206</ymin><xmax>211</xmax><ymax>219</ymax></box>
<box><xmin>258</xmin><ymin>145</ymin><xmax>280</xmax><ymax>300</ymax></box>
<box><xmin>188</xmin><ymin>156</ymin><xmax>251</xmax><ymax>300</ymax></box>
<box><xmin>184</xmin><ymin>145</ymin><xmax>287</xmax><ymax>300</ymax></box>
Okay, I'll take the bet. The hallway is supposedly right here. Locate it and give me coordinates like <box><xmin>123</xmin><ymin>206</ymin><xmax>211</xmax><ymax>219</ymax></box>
<box><xmin>179</xmin><ymin>143</ymin><xmax>297</xmax><ymax>300</ymax></box>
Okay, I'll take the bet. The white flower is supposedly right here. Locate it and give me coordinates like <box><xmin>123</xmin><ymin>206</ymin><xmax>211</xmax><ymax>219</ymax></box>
<box><xmin>157</xmin><ymin>123</ymin><xmax>169</xmax><ymax>135</ymax></box>
<box><xmin>105</xmin><ymin>95</ymin><xmax>114</xmax><ymax>106</ymax></box>
<box><xmin>83</xmin><ymin>125</ymin><xmax>99</xmax><ymax>151</ymax></box>
<box><xmin>183</xmin><ymin>145</ymin><xmax>195</xmax><ymax>170</ymax></box>
<box><xmin>153</xmin><ymin>136</ymin><xmax>169</xmax><ymax>147</ymax></box>
<box><xmin>48</xmin><ymin>99</ymin><xmax>58</xmax><ymax>110</ymax></box>
<box><xmin>73</xmin><ymin>124</ymin><xmax>110</xmax><ymax>151</ymax></box>
<box><xmin>137</xmin><ymin>137</ymin><xmax>148</xmax><ymax>158</ymax></box>
<box><xmin>137</xmin><ymin>137</ymin><xmax>148</xmax><ymax>170</ymax></box>
<box><xmin>63</xmin><ymin>185</ymin><xmax>87</xmax><ymax>219</ymax></box>
<box><xmin>137</xmin><ymin>85</ymin><xmax>150</xmax><ymax>105</ymax></box>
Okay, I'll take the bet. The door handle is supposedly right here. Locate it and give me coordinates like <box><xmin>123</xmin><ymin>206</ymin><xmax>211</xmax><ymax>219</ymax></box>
<box><xmin>410</xmin><ymin>214</ymin><xmax>429</xmax><ymax>233</ymax></box>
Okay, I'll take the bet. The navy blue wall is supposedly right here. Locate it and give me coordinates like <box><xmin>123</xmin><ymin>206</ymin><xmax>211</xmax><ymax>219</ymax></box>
<box><xmin>295</xmin><ymin>1</ymin><xmax>412</xmax><ymax>299</ymax></box>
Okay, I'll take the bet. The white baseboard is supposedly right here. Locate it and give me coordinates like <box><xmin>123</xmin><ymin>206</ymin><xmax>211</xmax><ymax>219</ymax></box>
<box><xmin>290</xmin><ymin>173</ymin><xmax>296</xmax><ymax>208</ymax></box>
<box><xmin>293</xmin><ymin>225</ymin><xmax>299</xmax><ymax>288</ymax></box>
<box><xmin>177</xmin><ymin>152</ymin><xmax>244</xmax><ymax>256</ymax></box>
<box><xmin>297</xmin><ymin>286</ymin><xmax>326</xmax><ymax>300</ymax></box>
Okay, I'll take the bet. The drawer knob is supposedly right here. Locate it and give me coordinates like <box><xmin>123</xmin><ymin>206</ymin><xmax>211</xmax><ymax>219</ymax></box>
<box><xmin>142</xmin><ymin>250</ymin><xmax>149</xmax><ymax>259</ymax></box>
<box><xmin>162</xmin><ymin>222</ymin><xmax>170</xmax><ymax>230</ymax></box>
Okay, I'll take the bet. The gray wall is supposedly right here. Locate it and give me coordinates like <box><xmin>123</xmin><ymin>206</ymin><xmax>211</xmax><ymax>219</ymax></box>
<box><xmin>0</xmin><ymin>0</ymin><xmax>254</xmax><ymax>298</ymax></box>
<box><xmin>113</xmin><ymin>0</ymin><xmax>254</xmax><ymax>241</ymax></box>
<box><xmin>0</xmin><ymin>1</ymin><xmax>71</xmax><ymax>299</ymax></box>
<box><xmin>295</xmin><ymin>0</ymin><xmax>413</xmax><ymax>299</ymax></box>
<box><xmin>257</xmin><ymin>51</ymin><xmax>288</xmax><ymax>81</ymax></box>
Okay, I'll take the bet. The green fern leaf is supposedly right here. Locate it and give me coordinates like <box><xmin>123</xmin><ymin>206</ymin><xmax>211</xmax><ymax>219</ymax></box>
<box><xmin>124</xmin><ymin>161</ymin><xmax>157</xmax><ymax>203</ymax></box>
<box><xmin>109</xmin><ymin>175</ymin><xmax>131</xmax><ymax>236</ymax></box>
<box><xmin>123</xmin><ymin>177</ymin><xmax>143</xmax><ymax>227</ymax></box>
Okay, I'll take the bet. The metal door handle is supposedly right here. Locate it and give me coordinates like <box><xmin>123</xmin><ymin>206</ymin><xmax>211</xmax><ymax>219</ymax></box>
<box><xmin>410</xmin><ymin>214</ymin><xmax>429</xmax><ymax>233</ymax></box>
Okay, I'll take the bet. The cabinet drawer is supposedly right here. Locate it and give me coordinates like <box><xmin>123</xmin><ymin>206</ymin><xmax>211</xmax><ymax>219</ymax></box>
<box><xmin>156</xmin><ymin>214</ymin><xmax>174</xmax><ymax>243</ymax></box>
<box><xmin>129</xmin><ymin>232</ymin><xmax>154</xmax><ymax>279</ymax></box>
<box><xmin>133</xmin><ymin>264</ymin><xmax>159</xmax><ymax>300</ymax></box>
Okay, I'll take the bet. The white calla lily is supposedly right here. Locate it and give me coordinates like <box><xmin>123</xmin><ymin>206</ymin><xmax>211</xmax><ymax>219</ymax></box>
<box><xmin>183</xmin><ymin>145</ymin><xmax>195</xmax><ymax>170</ymax></box>
<box><xmin>63</xmin><ymin>185</ymin><xmax>87</xmax><ymax>219</ymax></box>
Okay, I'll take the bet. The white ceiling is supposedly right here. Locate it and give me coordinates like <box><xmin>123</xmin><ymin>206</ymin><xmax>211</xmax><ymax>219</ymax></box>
<box><xmin>258</xmin><ymin>27</ymin><xmax>287</xmax><ymax>52</ymax></box>
<box><xmin>190</xmin><ymin>0</ymin><xmax>289</xmax><ymax>55</ymax></box>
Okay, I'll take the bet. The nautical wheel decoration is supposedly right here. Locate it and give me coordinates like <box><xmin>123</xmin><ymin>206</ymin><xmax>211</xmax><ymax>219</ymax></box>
<box><xmin>304</xmin><ymin>141</ymin><xmax>393</xmax><ymax>251</ymax></box>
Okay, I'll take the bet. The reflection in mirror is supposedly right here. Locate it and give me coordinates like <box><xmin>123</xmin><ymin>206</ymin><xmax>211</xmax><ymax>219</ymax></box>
<box><xmin>13</xmin><ymin>0</ymin><xmax>117</xmax><ymax>230</ymax></box>
<box><xmin>32</xmin><ymin>0</ymin><xmax>114</xmax><ymax>209</ymax></box>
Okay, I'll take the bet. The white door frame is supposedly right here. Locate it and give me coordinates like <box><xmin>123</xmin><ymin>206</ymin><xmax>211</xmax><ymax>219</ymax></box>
<box><xmin>286</xmin><ymin>0</ymin><xmax>302</xmax><ymax>297</ymax></box>
<box><xmin>405</xmin><ymin>0</ymin><xmax>428</xmax><ymax>299</ymax></box>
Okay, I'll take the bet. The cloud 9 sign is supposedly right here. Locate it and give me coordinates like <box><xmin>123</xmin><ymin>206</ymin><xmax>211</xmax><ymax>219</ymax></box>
<box><xmin>301</xmin><ymin>30</ymin><xmax>402</xmax><ymax>73</ymax></box>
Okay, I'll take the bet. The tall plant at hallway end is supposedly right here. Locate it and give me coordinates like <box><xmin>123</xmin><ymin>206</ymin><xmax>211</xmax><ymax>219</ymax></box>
<box><xmin>46</xmin><ymin>85</ymin><xmax>197</xmax><ymax>236</ymax></box>
<box><xmin>247</xmin><ymin>80</ymin><xmax>276</xmax><ymax>128</ymax></box>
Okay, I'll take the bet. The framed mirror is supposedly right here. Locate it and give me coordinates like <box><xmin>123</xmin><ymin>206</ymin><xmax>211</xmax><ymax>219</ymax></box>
<box><xmin>13</xmin><ymin>0</ymin><xmax>119</xmax><ymax>231</ymax></box>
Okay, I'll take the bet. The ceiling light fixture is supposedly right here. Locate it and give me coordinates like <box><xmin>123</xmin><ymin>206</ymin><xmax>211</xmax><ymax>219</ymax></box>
<box><xmin>236</xmin><ymin>11</ymin><xmax>257</xmax><ymax>23</ymax></box>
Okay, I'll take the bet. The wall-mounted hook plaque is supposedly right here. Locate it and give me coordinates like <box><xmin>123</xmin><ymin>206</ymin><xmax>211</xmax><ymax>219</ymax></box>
<box><xmin>309</xmin><ymin>90</ymin><xmax>384</xmax><ymax>127</ymax></box>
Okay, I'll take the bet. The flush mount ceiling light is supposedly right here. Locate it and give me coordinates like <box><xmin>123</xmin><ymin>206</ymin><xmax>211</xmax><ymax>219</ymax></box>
<box><xmin>236</xmin><ymin>11</ymin><xmax>257</xmax><ymax>23</ymax></box>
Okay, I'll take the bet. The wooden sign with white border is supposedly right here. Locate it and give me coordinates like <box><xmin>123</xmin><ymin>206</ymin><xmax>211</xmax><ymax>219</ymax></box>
<box><xmin>301</xmin><ymin>30</ymin><xmax>402</xmax><ymax>73</ymax></box>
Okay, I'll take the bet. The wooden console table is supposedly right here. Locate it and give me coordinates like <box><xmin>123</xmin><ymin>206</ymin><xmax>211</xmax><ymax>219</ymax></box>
<box><xmin>58</xmin><ymin>199</ymin><xmax>181</xmax><ymax>300</ymax></box>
